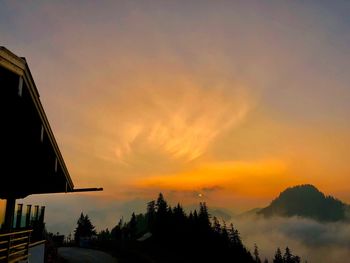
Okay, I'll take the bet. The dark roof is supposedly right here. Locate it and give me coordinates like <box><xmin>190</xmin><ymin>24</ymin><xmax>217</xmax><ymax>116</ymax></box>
<box><xmin>0</xmin><ymin>47</ymin><xmax>100</xmax><ymax>198</ymax></box>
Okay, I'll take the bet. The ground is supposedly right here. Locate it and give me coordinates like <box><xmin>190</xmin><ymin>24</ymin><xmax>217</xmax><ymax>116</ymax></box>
<box><xmin>58</xmin><ymin>247</ymin><xmax>118</xmax><ymax>263</ymax></box>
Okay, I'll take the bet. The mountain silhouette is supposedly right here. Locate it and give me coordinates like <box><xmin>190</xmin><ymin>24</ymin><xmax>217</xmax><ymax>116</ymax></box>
<box><xmin>258</xmin><ymin>184</ymin><xmax>349</xmax><ymax>222</ymax></box>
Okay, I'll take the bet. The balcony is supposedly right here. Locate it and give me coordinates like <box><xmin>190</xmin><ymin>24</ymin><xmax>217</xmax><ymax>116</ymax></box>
<box><xmin>0</xmin><ymin>230</ymin><xmax>32</xmax><ymax>263</ymax></box>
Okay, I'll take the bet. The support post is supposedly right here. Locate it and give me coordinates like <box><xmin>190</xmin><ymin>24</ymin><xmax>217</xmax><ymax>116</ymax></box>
<box><xmin>15</xmin><ymin>204</ymin><xmax>23</xmax><ymax>229</ymax></box>
<box><xmin>4</xmin><ymin>198</ymin><xmax>16</xmax><ymax>231</ymax></box>
<box><xmin>39</xmin><ymin>206</ymin><xmax>45</xmax><ymax>224</ymax></box>
<box><xmin>25</xmin><ymin>205</ymin><xmax>32</xmax><ymax>228</ymax></box>
<box><xmin>33</xmin><ymin>205</ymin><xmax>39</xmax><ymax>221</ymax></box>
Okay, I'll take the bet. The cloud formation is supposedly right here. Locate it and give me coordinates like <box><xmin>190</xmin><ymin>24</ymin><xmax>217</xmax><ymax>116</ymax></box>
<box><xmin>107</xmin><ymin>84</ymin><xmax>250</xmax><ymax>163</ymax></box>
<box><xmin>232</xmin><ymin>215</ymin><xmax>350</xmax><ymax>263</ymax></box>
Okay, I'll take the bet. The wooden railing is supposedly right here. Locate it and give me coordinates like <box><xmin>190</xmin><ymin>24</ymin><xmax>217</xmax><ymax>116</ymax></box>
<box><xmin>0</xmin><ymin>229</ymin><xmax>32</xmax><ymax>263</ymax></box>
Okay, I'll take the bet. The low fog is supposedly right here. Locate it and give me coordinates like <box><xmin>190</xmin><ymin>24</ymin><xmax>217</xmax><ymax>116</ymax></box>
<box><xmin>232</xmin><ymin>214</ymin><xmax>350</xmax><ymax>263</ymax></box>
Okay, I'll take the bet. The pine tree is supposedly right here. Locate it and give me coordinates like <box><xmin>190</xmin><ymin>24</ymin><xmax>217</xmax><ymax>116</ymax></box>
<box><xmin>146</xmin><ymin>200</ymin><xmax>156</xmax><ymax>231</ymax></box>
<box><xmin>213</xmin><ymin>216</ymin><xmax>221</xmax><ymax>234</ymax></box>
<box><xmin>193</xmin><ymin>210</ymin><xmax>198</xmax><ymax>222</ymax></box>
<box><xmin>254</xmin><ymin>243</ymin><xmax>261</xmax><ymax>263</ymax></box>
<box><xmin>282</xmin><ymin>247</ymin><xmax>301</xmax><ymax>263</ymax></box>
<box><xmin>98</xmin><ymin>228</ymin><xmax>111</xmax><ymax>241</ymax></box>
<box><xmin>293</xmin><ymin>255</ymin><xmax>301</xmax><ymax>263</ymax></box>
<box><xmin>173</xmin><ymin>203</ymin><xmax>186</xmax><ymax>229</ymax></box>
<box><xmin>154</xmin><ymin>193</ymin><xmax>169</xmax><ymax>238</ymax></box>
<box><xmin>173</xmin><ymin>203</ymin><xmax>185</xmax><ymax>219</ymax></box>
<box><xmin>128</xmin><ymin>212</ymin><xmax>137</xmax><ymax>240</ymax></box>
<box><xmin>198</xmin><ymin>202</ymin><xmax>211</xmax><ymax>231</ymax></box>
<box><xmin>228</xmin><ymin>223</ymin><xmax>242</xmax><ymax>245</ymax></box>
<box><xmin>283</xmin><ymin>247</ymin><xmax>293</xmax><ymax>263</ymax></box>
<box><xmin>156</xmin><ymin>193</ymin><xmax>168</xmax><ymax>215</ymax></box>
<box><xmin>74</xmin><ymin>213</ymin><xmax>96</xmax><ymax>244</ymax></box>
<box><xmin>273</xmin><ymin>248</ymin><xmax>283</xmax><ymax>263</ymax></box>
<box><xmin>111</xmin><ymin>218</ymin><xmax>123</xmax><ymax>238</ymax></box>
<box><xmin>111</xmin><ymin>218</ymin><xmax>124</xmax><ymax>250</ymax></box>
<box><xmin>221</xmin><ymin>222</ymin><xmax>229</xmax><ymax>242</ymax></box>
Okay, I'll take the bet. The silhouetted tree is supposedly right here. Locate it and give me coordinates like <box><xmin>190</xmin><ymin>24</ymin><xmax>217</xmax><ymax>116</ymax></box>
<box><xmin>213</xmin><ymin>216</ymin><xmax>221</xmax><ymax>234</ymax></box>
<box><xmin>172</xmin><ymin>203</ymin><xmax>187</xmax><ymax>239</ymax></box>
<box><xmin>156</xmin><ymin>193</ymin><xmax>168</xmax><ymax>214</ymax></box>
<box><xmin>284</xmin><ymin>247</ymin><xmax>293</xmax><ymax>263</ymax></box>
<box><xmin>254</xmin><ymin>243</ymin><xmax>261</xmax><ymax>263</ymax></box>
<box><xmin>146</xmin><ymin>200</ymin><xmax>156</xmax><ymax>231</ymax></box>
<box><xmin>228</xmin><ymin>223</ymin><xmax>242</xmax><ymax>245</ymax></box>
<box><xmin>154</xmin><ymin>193</ymin><xmax>169</xmax><ymax>239</ymax></box>
<box><xmin>193</xmin><ymin>209</ymin><xmax>198</xmax><ymax>222</ymax></box>
<box><xmin>74</xmin><ymin>213</ymin><xmax>96</xmax><ymax>244</ymax></box>
<box><xmin>128</xmin><ymin>213</ymin><xmax>137</xmax><ymax>240</ymax></box>
<box><xmin>111</xmin><ymin>218</ymin><xmax>123</xmax><ymax>239</ymax></box>
<box><xmin>97</xmin><ymin>228</ymin><xmax>112</xmax><ymax>251</ymax></box>
<box><xmin>111</xmin><ymin>218</ymin><xmax>124</xmax><ymax>251</ymax></box>
<box><xmin>98</xmin><ymin>228</ymin><xmax>111</xmax><ymax>240</ymax></box>
<box><xmin>221</xmin><ymin>222</ymin><xmax>229</xmax><ymax>242</ymax></box>
<box><xmin>198</xmin><ymin>202</ymin><xmax>211</xmax><ymax>230</ymax></box>
<box><xmin>293</xmin><ymin>256</ymin><xmax>301</xmax><ymax>263</ymax></box>
<box><xmin>135</xmin><ymin>213</ymin><xmax>147</xmax><ymax>235</ymax></box>
<box><xmin>273</xmin><ymin>248</ymin><xmax>283</xmax><ymax>263</ymax></box>
<box><xmin>283</xmin><ymin>247</ymin><xmax>301</xmax><ymax>263</ymax></box>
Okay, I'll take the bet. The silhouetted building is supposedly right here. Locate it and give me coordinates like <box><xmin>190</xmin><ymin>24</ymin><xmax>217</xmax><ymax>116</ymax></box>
<box><xmin>0</xmin><ymin>47</ymin><xmax>102</xmax><ymax>262</ymax></box>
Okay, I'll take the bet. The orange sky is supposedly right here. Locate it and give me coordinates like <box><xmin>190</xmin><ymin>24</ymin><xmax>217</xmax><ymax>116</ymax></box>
<box><xmin>2</xmin><ymin>1</ymin><xmax>350</xmax><ymax>222</ymax></box>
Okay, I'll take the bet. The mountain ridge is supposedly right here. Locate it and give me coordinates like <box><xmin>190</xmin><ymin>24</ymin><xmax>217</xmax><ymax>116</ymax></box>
<box><xmin>257</xmin><ymin>184</ymin><xmax>349</xmax><ymax>222</ymax></box>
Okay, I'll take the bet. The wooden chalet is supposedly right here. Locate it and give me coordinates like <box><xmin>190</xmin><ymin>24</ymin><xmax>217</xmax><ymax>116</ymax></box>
<box><xmin>0</xmin><ymin>47</ymin><xmax>102</xmax><ymax>262</ymax></box>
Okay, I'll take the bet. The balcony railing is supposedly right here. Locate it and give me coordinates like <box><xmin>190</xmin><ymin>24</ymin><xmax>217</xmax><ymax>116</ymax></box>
<box><xmin>0</xmin><ymin>229</ymin><xmax>32</xmax><ymax>263</ymax></box>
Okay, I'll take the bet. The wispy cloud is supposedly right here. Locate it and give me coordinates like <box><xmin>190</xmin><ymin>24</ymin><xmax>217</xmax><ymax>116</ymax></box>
<box><xmin>110</xmin><ymin>84</ymin><xmax>249</xmax><ymax>162</ymax></box>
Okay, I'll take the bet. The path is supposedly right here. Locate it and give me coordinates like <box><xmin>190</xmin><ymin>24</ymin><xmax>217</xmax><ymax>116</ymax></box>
<box><xmin>58</xmin><ymin>247</ymin><xmax>118</xmax><ymax>263</ymax></box>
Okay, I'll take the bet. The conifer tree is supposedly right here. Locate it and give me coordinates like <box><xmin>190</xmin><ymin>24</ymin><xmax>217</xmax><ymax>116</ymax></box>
<box><xmin>213</xmin><ymin>216</ymin><xmax>221</xmax><ymax>234</ymax></box>
<box><xmin>128</xmin><ymin>212</ymin><xmax>137</xmax><ymax>240</ymax></box>
<box><xmin>156</xmin><ymin>193</ymin><xmax>168</xmax><ymax>214</ymax></box>
<box><xmin>74</xmin><ymin>213</ymin><xmax>96</xmax><ymax>244</ymax></box>
<box><xmin>254</xmin><ymin>243</ymin><xmax>261</xmax><ymax>263</ymax></box>
<box><xmin>221</xmin><ymin>222</ymin><xmax>229</xmax><ymax>242</ymax></box>
<box><xmin>154</xmin><ymin>193</ymin><xmax>169</xmax><ymax>238</ymax></box>
<box><xmin>293</xmin><ymin>255</ymin><xmax>301</xmax><ymax>263</ymax></box>
<box><xmin>111</xmin><ymin>218</ymin><xmax>123</xmax><ymax>239</ymax></box>
<box><xmin>273</xmin><ymin>248</ymin><xmax>283</xmax><ymax>263</ymax></box>
<box><xmin>228</xmin><ymin>223</ymin><xmax>242</xmax><ymax>245</ymax></box>
<box><xmin>283</xmin><ymin>247</ymin><xmax>292</xmax><ymax>263</ymax></box>
<box><xmin>146</xmin><ymin>200</ymin><xmax>156</xmax><ymax>231</ymax></box>
<box><xmin>173</xmin><ymin>203</ymin><xmax>185</xmax><ymax>218</ymax></box>
<box><xmin>198</xmin><ymin>202</ymin><xmax>211</xmax><ymax>231</ymax></box>
<box><xmin>193</xmin><ymin>210</ymin><xmax>198</xmax><ymax>221</ymax></box>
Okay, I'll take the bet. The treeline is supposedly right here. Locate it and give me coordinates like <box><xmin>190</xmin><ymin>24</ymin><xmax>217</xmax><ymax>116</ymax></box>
<box><xmin>76</xmin><ymin>193</ymin><xmax>303</xmax><ymax>263</ymax></box>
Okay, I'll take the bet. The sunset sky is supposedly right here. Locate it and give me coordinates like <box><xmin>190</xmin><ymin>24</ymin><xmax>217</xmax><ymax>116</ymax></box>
<box><xmin>1</xmin><ymin>1</ymin><xmax>350</xmax><ymax>229</ymax></box>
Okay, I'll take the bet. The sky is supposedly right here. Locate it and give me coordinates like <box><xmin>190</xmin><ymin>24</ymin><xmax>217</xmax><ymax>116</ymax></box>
<box><xmin>1</xmin><ymin>0</ymin><xmax>350</xmax><ymax>233</ymax></box>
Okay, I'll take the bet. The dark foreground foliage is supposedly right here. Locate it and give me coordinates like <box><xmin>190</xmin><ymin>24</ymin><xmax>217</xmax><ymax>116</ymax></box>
<box><xmin>83</xmin><ymin>194</ymin><xmax>303</xmax><ymax>263</ymax></box>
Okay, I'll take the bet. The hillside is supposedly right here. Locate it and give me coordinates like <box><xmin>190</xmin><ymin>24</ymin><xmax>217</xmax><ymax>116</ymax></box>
<box><xmin>258</xmin><ymin>184</ymin><xmax>348</xmax><ymax>222</ymax></box>
<box><xmin>72</xmin><ymin>194</ymin><xmax>305</xmax><ymax>263</ymax></box>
